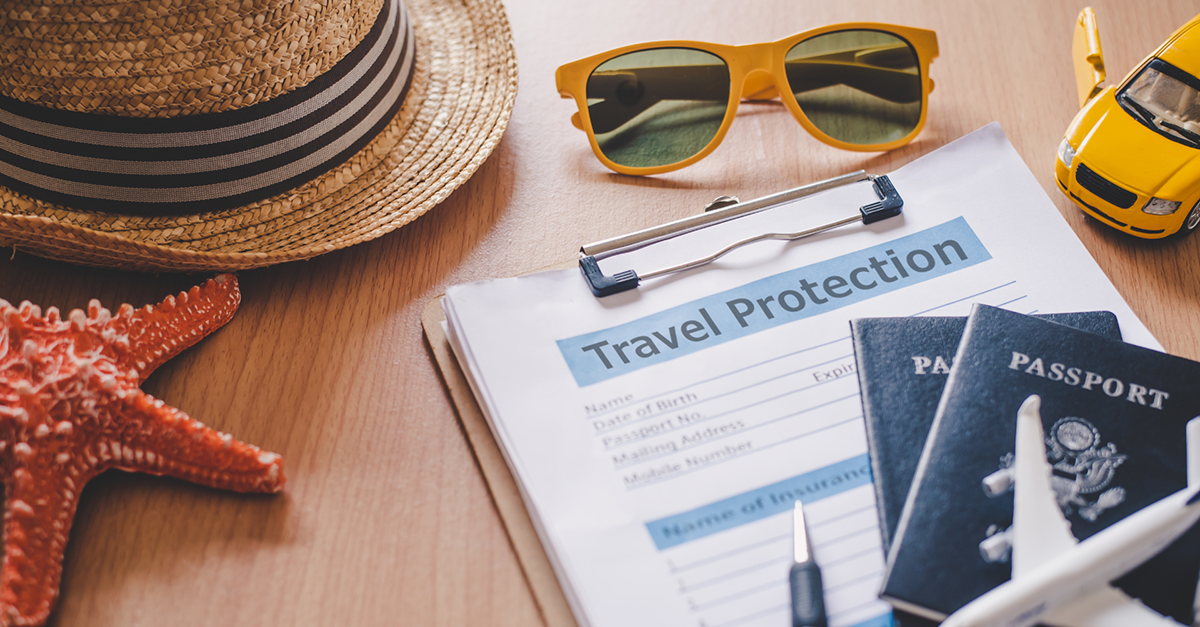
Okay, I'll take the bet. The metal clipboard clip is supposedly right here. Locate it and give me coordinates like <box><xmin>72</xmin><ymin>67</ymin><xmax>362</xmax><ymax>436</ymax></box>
<box><xmin>579</xmin><ymin>171</ymin><xmax>903</xmax><ymax>297</ymax></box>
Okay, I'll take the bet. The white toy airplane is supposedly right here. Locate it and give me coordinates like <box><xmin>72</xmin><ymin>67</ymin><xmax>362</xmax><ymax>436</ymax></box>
<box><xmin>941</xmin><ymin>395</ymin><xmax>1200</xmax><ymax>627</ymax></box>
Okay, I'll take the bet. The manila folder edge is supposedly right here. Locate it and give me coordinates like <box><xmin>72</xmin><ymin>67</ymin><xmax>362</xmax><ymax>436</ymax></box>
<box><xmin>423</xmin><ymin>291</ymin><xmax>579</xmax><ymax>627</ymax></box>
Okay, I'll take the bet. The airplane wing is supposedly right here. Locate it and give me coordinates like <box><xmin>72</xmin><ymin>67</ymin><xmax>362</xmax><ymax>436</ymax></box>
<box><xmin>1011</xmin><ymin>395</ymin><xmax>1079</xmax><ymax>578</ymax></box>
<box><xmin>1042</xmin><ymin>584</ymin><xmax>1183</xmax><ymax>627</ymax></box>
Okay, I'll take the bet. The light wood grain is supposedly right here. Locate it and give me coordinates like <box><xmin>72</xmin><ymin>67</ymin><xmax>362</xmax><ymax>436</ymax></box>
<box><xmin>1</xmin><ymin>1</ymin><xmax>1198</xmax><ymax>625</ymax></box>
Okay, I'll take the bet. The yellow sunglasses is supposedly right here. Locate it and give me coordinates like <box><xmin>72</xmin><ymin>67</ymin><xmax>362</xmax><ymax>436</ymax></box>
<box><xmin>556</xmin><ymin>24</ymin><xmax>939</xmax><ymax>175</ymax></box>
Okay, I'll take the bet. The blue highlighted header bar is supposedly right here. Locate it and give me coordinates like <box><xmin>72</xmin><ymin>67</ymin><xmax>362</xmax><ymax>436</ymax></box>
<box><xmin>645</xmin><ymin>454</ymin><xmax>873</xmax><ymax>550</ymax></box>
<box><xmin>558</xmin><ymin>218</ymin><xmax>990</xmax><ymax>387</ymax></box>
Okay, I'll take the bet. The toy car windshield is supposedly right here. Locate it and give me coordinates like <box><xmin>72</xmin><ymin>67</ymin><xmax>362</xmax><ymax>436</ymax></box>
<box><xmin>1118</xmin><ymin>58</ymin><xmax>1200</xmax><ymax>148</ymax></box>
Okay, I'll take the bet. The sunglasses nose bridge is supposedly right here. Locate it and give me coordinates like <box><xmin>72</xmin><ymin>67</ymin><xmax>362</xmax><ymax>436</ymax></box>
<box><xmin>734</xmin><ymin>44</ymin><xmax>783</xmax><ymax>101</ymax></box>
<box><xmin>738</xmin><ymin>69</ymin><xmax>777</xmax><ymax>100</ymax></box>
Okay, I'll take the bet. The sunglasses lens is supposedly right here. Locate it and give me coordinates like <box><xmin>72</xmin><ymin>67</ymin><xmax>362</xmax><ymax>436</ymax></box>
<box><xmin>586</xmin><ymin>48</ymin><xmax>730</xmax><ymax>168</ymax></box>
<box><xmin>785</xmin><ymin>30</ymin><xmax>922</xmax><ymax>146</ymax></box>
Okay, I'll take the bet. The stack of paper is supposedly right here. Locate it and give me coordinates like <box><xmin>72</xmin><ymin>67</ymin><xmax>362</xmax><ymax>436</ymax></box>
<box><xmin>442</xmin><ymin>124</ymin><xmax>1158</xmax><ymax>627</ymax></box>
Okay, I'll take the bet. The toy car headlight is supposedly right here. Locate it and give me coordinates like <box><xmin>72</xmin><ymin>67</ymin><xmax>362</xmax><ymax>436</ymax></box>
<box><xmin>1057</xmin><ymin>139</ymin><xmax>1076</xmax><ymax>168</ymax></box>
<box><xmin>1142</xmin><ymin>197</ymin><xmax>1182</xmax><ymax>215</ymax></box>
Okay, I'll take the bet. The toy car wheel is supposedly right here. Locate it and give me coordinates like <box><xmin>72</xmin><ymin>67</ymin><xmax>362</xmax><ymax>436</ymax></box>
<box><xmin>1183</xmin><ymin>200</ymin><xmax>1200</xmax><ymax>236</ymax></box>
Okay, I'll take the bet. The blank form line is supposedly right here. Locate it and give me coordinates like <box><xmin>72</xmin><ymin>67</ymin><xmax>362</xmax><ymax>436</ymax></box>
<box><xmin>692</xmin><ymin>579</ymin><xmax>781</xmax><ymax>611</ymax></box>
<box><xmin>676</xmin><ymin>525</ymin><xmax>879</xmax><ymax>595</ymax></box>
<box><xmin>818</xmin><ymin>524</ymin><xmax>878</xmax><ymax>549</ymax></box>
<box><xmin>825</xmin><ymin>571</ymin><xmax>880</xmax><ymax>594</ymax></box>
<box><xmin>829</xmin><ymin>603</ymin><xmax>889</xmax><ymax>621</ymax></box>
<box><xmin>670</xmin><ymin>533</ymin><xmax>790</xmax><ymax>573</ymax></box>
<box><xmin>709</xmin><ymin>603</ymin><xmax>789</xmax><ymax>627</ymax></box>
<box><xmin>689</xmin><ymin>548</ymin><xmax>881</xmax><ymax>611</ymax></box>
<box><xmin>909</xmin><ymin>280</ymin><xmax>1017</xmax><ymax>316</ymax></box>
<box><xmin>997</xmin><ymin>295</ymin><xmax>1027</xmax><ymax>308</ymax></box>
<box><xmin>596</xmin><ymin>352</ymin><xmax>855</xmax><ymax>435</ymax></box>
<box><xmin>810</xmin><ymin>504</ymin><xmax>875</xmax><ymax>531</ymax></box>
<box><xmin>611</xmin><ymin>393</ymin><xmax>860</xmax><ymax>468</ymax></box>
<box><xmin>625</xmin><ymin>416</ymin><xmax>862</xmax><ymax>490</ymax></box>
<box><xmin>823</xmin><ymin>546</ymin><xmax>884</xmax><ymax>570</ymax></box>
<box><xmin>683</xmin><ymin>556</ymin><xmax>789</xmax><ymax>592</ymax></box>
<box><xmin>584</xmin><ymin>336</ymin><xmax>853</xmax><ymax>420</ymax></box>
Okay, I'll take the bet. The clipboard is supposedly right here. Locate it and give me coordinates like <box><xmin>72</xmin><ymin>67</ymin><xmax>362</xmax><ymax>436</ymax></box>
<box><xmin>422</xmin><ymin>124</ymin><xmax>1176</xmax><ymax>627</ymax></box>
<box><xmin>421</xmin><ymin>171</ymin><xmax>901</xmax><ymax>627</ymax></box>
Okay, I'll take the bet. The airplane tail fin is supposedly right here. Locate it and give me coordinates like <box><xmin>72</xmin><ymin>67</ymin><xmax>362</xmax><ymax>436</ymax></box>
<box><xmin>1188</xmin><ymin>417</ymin><xmax>1200</xmax><ymax>490</ymax></box>
<box><xmin>1011</xmin><ymin>394</ymin><xmax>1079</xmax><ymax>578</ymax></box>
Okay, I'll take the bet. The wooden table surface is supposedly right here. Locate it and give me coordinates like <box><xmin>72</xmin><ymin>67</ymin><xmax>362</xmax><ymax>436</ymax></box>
<box><xmin>2</xmin><ymin>0</ymin><xmax>1200</xmax><ymax>625</ymax></box>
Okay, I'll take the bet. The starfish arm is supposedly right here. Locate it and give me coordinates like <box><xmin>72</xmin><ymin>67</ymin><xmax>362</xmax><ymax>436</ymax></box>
<box><xmin>0</xmin><ymin>275</ymin><xmax>277</xmax><ymax>627</ymax></box>
<box><xmin>99</xmin><ymin>391</ymin><xmax>285</xmax><ymax>494</ymax></box>
<box><xmin>0</xmin><ymin>457</ymin><xmax>94</xmax><ymax>627</ymax></box>
<box><xmin>107</xmin><ymin>274</ymin><xmax>240</xmax><ymax>380</ymax></box>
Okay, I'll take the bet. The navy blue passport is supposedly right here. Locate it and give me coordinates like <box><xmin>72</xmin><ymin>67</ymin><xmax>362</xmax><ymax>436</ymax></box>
<box><xmin>851</xmin><ymin>312</ymin><xmax>1121</xmax><ymax>555</ymax></box>
<box><xmin>851</xmin><ymin>312</ymin><xmax>1120</xmax><ymax>627</ymax></box>
<box><xmin>881</xmin><ymin>305</ymin><xmax>1200</xmax><ymax>624</ymax></box>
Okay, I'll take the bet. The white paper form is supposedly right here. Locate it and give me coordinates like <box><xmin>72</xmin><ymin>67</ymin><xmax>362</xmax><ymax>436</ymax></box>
<box><xmin>442</xmin><ymin>124</ymin><xmax>1159</xmax><ymax>627</ymax></box>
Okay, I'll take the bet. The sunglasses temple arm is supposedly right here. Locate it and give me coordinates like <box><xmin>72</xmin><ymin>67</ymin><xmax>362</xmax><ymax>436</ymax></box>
<box><xmin>580</xmin><ymin>174</ymin><xmax>902</xmax><ymax>297</ymax></box>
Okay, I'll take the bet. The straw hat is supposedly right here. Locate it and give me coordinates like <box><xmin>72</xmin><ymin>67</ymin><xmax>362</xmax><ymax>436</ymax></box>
<box><xmin>0</xmin><ymin>0</ymin><xmax>517</xmax><ymax>271</ymax></box>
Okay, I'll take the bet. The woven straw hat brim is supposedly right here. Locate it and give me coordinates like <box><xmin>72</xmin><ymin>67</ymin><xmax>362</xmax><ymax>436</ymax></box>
<box><xmin>0</xmin><ymin>0</ymin><xmax>517</xmax><ymax>272</ymax></box>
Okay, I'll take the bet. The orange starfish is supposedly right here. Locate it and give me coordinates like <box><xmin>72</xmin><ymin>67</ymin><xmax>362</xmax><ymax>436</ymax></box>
<box><xmin>0</xmin><ymin>274</ymin><xmax>284</xmax><ymax>626</ymax></box>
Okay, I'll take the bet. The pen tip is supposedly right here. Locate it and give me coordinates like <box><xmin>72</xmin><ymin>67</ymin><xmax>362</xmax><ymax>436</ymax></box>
<box><xmin>793</xmin><ymin>500</ymin><xmax>811</xmax><ymax>564</ymax></box>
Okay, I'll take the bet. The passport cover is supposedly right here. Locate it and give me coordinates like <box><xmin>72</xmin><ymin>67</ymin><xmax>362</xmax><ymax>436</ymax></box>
<box><xmin>852</xmin><ymin>311</ymin><xmax>1121</xmax><ymax>627</ymax></box>
<box><xmin>851</xmin><ymin>312</ymin><xmax>1121</xmax><ymax>555</ymax></box>
<box><xmin>882</xmin><ymin>305</ymin><xmax>1200</xmax><ymax>623</ymax></box>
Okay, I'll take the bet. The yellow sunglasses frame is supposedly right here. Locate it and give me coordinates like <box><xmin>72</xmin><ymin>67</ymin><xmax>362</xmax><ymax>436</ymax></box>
<box><xmin>556</xmin><ymin>23</ymin><xmax>939</xmax><ymax>175</ymax></box>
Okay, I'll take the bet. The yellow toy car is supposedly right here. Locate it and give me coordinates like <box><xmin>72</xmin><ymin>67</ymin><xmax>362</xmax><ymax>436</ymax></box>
<box><xmin>1056</xmin><ymin>9</ymin><xmax>1200</xmax><ymax>238</ymax></box>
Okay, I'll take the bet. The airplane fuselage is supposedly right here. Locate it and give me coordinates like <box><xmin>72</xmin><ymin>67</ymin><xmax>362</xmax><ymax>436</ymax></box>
<box><xmin>941</xmin><ymin>488</ymin><xmax>1200</xmax><ymax>627</ymax></box>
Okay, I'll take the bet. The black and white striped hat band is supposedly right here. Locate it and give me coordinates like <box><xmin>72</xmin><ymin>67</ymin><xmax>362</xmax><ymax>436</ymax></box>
<box><xmin>0</xmin><ymin>0</ymin><xmax>415</xmax><ymax>216</ymax></box>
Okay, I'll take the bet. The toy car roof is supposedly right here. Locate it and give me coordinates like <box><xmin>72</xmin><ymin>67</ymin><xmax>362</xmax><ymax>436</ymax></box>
<box><xmin>1152</xmin><ymin>15</ymin><xmax>1200</xmax><ymax>79</ymax></box>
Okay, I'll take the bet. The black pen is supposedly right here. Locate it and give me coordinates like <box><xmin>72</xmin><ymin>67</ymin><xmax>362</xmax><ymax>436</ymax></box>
<box><xmin>790</xmin><ymin>500</ymin><xmax>828</xmax><ymax>627</ymax></box>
